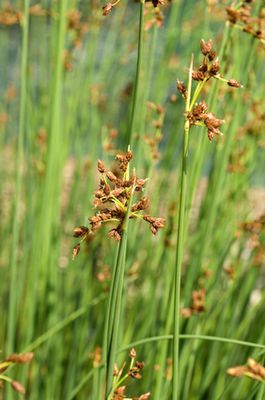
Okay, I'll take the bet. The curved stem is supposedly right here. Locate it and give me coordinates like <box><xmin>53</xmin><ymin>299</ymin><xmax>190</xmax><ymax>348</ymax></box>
<box><xmin>120</xmin><ymin>334</ymin><xmax>265</xmax><ymax>352</ymax></box>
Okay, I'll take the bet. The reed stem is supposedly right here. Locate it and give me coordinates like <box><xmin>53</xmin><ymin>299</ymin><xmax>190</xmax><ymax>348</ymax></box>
<box><xmin>7</xmin><ymin>0</ymin><xmax>30</xmax><ymax>355</ymax></box>
<box><xmin>172</xmin><ymin>55</ymin><xmax>193</xmax><ymax>400</ymax></box>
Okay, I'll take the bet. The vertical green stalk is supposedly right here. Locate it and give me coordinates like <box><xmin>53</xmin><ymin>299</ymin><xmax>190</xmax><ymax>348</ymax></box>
<box><xmin>128</xmin><ymin>0</ymin><xmax>145</xmax><ymax>147</ymax></box>
<box><xmin>104</xmin><ymin>189</ymin><xmax>135</xmax><ymax>398</ymax></box>
<box><xmin>105</xmin><ymin>236</ymin><xmax>127</xmax><ymax>397</ymax></box>
<box><xmin>6</xmin><ymin>0</ymin><xmax>30</xmax><ymax>355</ymax></box>
<box><xmin>172</xmin><ymin>56</ymin><xmax>193</xmax><ymax>400</ymax></box>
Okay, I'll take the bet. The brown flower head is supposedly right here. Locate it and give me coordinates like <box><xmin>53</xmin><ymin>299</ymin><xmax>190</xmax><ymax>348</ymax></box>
<box><xmin>102</xmin><ymin>3</ymin><xmax>113</xmax><ymax>16</ymax></box>
<box><xmin>227</xmin><ymin>79</ymin><xmax>242</xmax><ymax>88</ymax></box>
<box><xmin>176</xmin><ymin>80</ymin><xmax>187</xmax><ymax>98</ymax></box>
<box><xmin>176</xmin><ymin>39</ymin><xmax>241</xmax><ymax>141</ymax></box>
<box><xmin>72</xmin><ymin>150</ymin><xmax>165</xmax><ymax>257</ymax></box>
<box><xmin>200</xmin><ymin>39</ymin><xmax>213</xmax><ymax>56</ymax></box>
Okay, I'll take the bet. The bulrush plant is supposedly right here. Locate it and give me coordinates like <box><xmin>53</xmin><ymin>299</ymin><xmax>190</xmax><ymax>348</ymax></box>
<box><xmin>172</xmin><ymin>40</ymin><xmax>241</xmax><ymax>399</ymax></box>
<box><xmin>72</xmin><ymin>150</ymin><xmax>164</xmax><ymax>398</ymax></box>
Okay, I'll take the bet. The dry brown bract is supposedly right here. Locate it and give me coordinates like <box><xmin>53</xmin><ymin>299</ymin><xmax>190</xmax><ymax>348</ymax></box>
<box><xmin>72</xmin><ymin>151</ymin><xmax>165</xmax><ymax>258</ymax></box>
<box><xmin>227</xmin><ymin>358</ymin><xmax>265</xmax><ymax>381</ymax></box>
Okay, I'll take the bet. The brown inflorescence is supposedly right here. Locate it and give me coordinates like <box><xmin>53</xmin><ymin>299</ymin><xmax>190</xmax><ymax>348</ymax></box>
<box><xmin>187</xmin><ymin>101</ymin><xmax>224</xmax><ymax>142</ymax></box>
<box><xmin>72</xmin><ymin>151</ymin><xmax>165</xmax><ymax>258</ymax></box>
<box><xmin>177</xmin><ymin>39</ymin><xmax>242</xmax><ymax>141</ymax></box>
<box><xmin>191</xmin><ymin>39</ymin><xmax>242</xmax><ymax>86</ymax></box>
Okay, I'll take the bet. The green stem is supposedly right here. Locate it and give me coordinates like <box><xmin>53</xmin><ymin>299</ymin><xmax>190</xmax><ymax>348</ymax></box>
<box><xmin>172</xmin><ymin>55</ymin><xmax>193</xmax><ymax>400</ymax></box>
<box><xmin>121</xmin><ymin>334</ymin><xmax>265</xmax><ymax>352</ymax></box>
<box><xmin>128</xmin><ymin>0</ymin><xmax>145</xmax><ymax>147</ymax></box>
<box><xmin>7</xmin><ymin>0</ymin><xmax>30</xmax><ymax>355</ymax></box>
<box><xmin>105</xmin><ymin>236</ymin><xmax>127</xmax><ymax>396</ymax></box>
<box><xmin>104</xmin><ymin>187</ymin><xmax>135</xmax><ymax>398</ymax></box>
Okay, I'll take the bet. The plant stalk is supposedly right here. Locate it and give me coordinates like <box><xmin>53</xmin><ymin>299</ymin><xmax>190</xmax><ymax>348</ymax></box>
<box><xmin>172</xmin><ymin>55</ymin><xmax>193</xmax><ymax>400</ymax></box>
<box><xmin>128</xmin><ymin>0</ymin><xmax>145</xmax><ymax>147</ymax></box>
<box><xmin>7</xmin><ymin>0</ymin><xmax>30</xmax><ymax>356</ymax></box>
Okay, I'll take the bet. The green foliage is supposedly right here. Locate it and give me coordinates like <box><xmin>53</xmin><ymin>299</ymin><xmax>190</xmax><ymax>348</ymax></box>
<box><xmin>0</xmin><ymin>0</ymin><xmax>265</xmax><ymax>399</ymax></box>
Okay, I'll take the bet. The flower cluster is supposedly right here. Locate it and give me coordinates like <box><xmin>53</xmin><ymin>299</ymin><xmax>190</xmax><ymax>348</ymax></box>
<box><xmin>226</xmin><ymin>2</ymin><xmax>265</xmax><ymax>43</ymax></box>
<box><xmin>187</xmin><ymin>100</ymin><xmax>224</xmax><ymax>142</ymax></box>
<box><xmin>72</xmin><ymin>150</ymin><xmax>165</xmax><ymax>258</ymax></box>
<box><xmin>0</xmin><ymin>352</ymin><xmax>34</xmax><ymax>395</ymax></box>
<box><xmin>227</xmin><ymin>358</ymin><xmax>265</xmax><ymax>381</ymax></box>
<box><xmin>177</xmin><ymin>40</ymin><xmax>242</xmax><ymax>141</ymax></box>
<box><xmin>112</xmin><ymin>349</ymin><xmax>150</xmax><ymax>400</ymax></box>
<box><xmin>102</xmin><ymin>0</ymin><xmax>123</xmax><ymax>16</ymax></box>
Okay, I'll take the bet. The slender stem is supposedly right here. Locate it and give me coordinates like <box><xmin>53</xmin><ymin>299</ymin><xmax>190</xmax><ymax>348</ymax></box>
<box><xmin>120</xmin><ymin>334</ymin><xmax>265</xmax><ymax>352</ymax></box>
<box><xmin>0</xmin><ymin>375</ymin><xmax>12</xmax><ymax>384</ymax></box>
<box><xmin>128</xmin><ymin>0</ymin><xmax>145</xmax><ymax>147</ymax></box>
<box><xmin>172</xmin><ymin>55</ymin><xmax>193</xmax><ymax>400</ymax></box>
<box><xmin>105</xmin><ymin>236</ymin><xmax>127</xmax><ymax>395</ymax></box>
<box><xmin>23</xmin><ymin>294</ymin><xmax>106</xmax><ymax>353</ymax></box>
<box><xmin>6</xmin><ymin>0</ymin><xmax>30</xmax><ymax>356</ymax></box>
<box><xmin>104</xmin><ymin>186</ymin><xmax>135</xmax><ymax>397</ymax></box>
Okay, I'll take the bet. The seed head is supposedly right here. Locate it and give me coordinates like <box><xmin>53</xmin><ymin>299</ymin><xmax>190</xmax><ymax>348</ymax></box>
<box><xmin>227</xmin><ymin>79</ymin><xmax>242</xmax><ymax>88</ymax></box>
<box><xmin>11</xmin><ymin>381</ymin><xmax>25</xmax><ymax>394</ymax></box>
<box><xmin>102</xmin><ymin>3</ymin><xmax>112</xmax><ymax>16</ymax></box>
<box><xmin>176</xmin><ymin>80</ymin><xmax>187</xmax><ymax>97</ymax></box>
<box><xmin>209</xmin><ymin>59</ymin><xmax>220</xmax><ymax>76</ymax></box>
<box><xmin>73</xmin><ymin>226</ymin><xmax>89</xmax><ymax>238</ymax></box>
<box><xmin>72</xmin><ymin>243</ymin><xmax>81</xmax><ymax>258</ymax></box>
<box><xmin>6</xmin><ymin>353</ymin><xmax>34</xmax><ymax>364</ymax></box>
<box><xmin>97</xmin><ymin>160</ymin><xmax>106</xmax><ymax>173</ymax></box>
<box><xmin>200</xmin><ymin>39</ymin><xmax>212</xmax><ymax>56</ymax></box>
<box><xmin>129</xmin><ymin>348</ymin><xmax>137</xmax><ymax>358</ymax></box>
<box><xmin>108</xmin><ymin>228</ymin><xmax>121</xmax><ymax>241</ymax></box>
